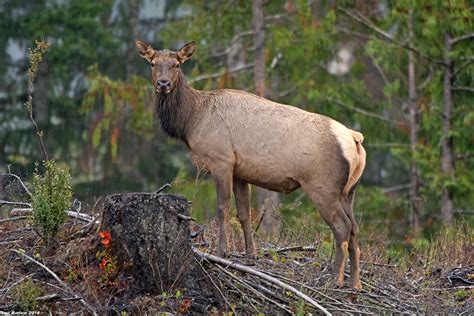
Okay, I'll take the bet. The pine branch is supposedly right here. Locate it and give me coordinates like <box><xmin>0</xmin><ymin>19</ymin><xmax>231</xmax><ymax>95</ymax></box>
<box><xmin>325</xmin><ymin>97</ymin><xmax>402</xmax><ymax>125</ymax></box>
<box><xmin>452</xmin><ymin>58</ymin><xmax>474</xmax><ymax>79</ymax></box>
<box><xmin>450</xmin><ymin>33</ymin><xmax>474</xmax><ymax>46</ymax></box>
<box><xmin>452</xmin><ymin>86</ymin><xmax>474</xmax><ymax>93</ymax></box>
<box><xmin>188</xmin><ymin>63</ymin><xmax>253</xmax><ymax>84</ymax></box>
<box><xmin>338</xmin><ymin>7</ymin><xmax>445</xmax><ymax>66</ymax></box>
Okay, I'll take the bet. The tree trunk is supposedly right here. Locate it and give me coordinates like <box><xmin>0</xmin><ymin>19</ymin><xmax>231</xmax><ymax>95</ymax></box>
<box><xmin>441</xmin><ymin>33</ymin><xmax>455</xmax><ymax>226</ymax></box>
<box><xmin>252</xmin><ymin>0</ymin><xmax>280</xmax><ymax>238</ymax></box>
<box><xmin>408</xmin><ymin>13</ymin><xmax>421</xmax><ymax>235</ymax></box>
<box><xmin>125</xmin><ymin>0</ymin><xmax>140</xmax><ymax>79</ymax></box>
<box><xmin>101</xmin><ymin>193</ymin><xmax>197</xmax><ymax>294</ymax></box>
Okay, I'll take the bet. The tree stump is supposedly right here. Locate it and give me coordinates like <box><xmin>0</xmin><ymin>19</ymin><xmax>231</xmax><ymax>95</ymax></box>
<box><xmin>101</xmin><ymin>193</ymin><xmax>196</xmax><ymax>294</ymax></box>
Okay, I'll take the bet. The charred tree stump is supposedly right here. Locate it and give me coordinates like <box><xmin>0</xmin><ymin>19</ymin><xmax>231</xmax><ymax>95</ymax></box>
<box><xmin>101</xmin><ymin>193</ymin><xmax>196</xmax><ymax>294</ymax></box>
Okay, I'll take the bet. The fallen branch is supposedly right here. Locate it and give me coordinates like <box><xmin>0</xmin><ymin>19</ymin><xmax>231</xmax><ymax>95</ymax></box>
<box><xmin>10</xmin><ymin>207</ymin><xmax>95</xmax><ymax>223</ymax></box>
<box><xmin>0</xmin><ymin>216</ymin><xmax>29</xmax><ymax>224</ymax></box>
<box><xmin>214</xmin><ymin>263</ymin><xmax>293</xmax><ymax>314</ymax></box>
<box><xmin>155</xmin><ymin>183</ymin><xmax>171</xmax><ymax>194</ymax></box>
<box><xmin>193</xmin><ymin>249</ymin><xmax>332</xmax><ymax>316</ymax></box>
<box><xmin>0</xmin><ymin>173</ymin><xmax>33</xmax><ymax>197</ymax></box>
<box><xmin>64</xmin><ymin>215</ymin><xmax>100</xmax><ymax>242</ymax></box>
<box><xmin>0</xmin><ymin>200</ymin><xmax>32</xmax><ymax>207</ymax></box>
<box><xmin>360</xmin><ymin>260</ymin><xmax>399</xmax><ymax>268</ymax></box>
<box><xmin>262</xmin><ymin>245</ymin><xmax>319</xmax><ymax>254</ymax></box>
<box><xmin>193</xmin><ymin>257</ymin><xmax>234</xmax><ymax>312</ymax></box>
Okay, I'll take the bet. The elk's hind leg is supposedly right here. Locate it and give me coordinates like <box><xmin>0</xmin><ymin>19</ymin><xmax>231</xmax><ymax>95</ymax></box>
<box><xmin>303</xmin><ymin>186</ymin><xmax>352</xmax><ymax>287</ymax></box>
<box><xmin>341</xmin><ymin>184</ymin><xmax>362</xmax><ymax>290</ymax></box>
<box><xmin>233</xmin><ymin>179</ymin><xmax>256</xmax><ymax>258</ymax></box>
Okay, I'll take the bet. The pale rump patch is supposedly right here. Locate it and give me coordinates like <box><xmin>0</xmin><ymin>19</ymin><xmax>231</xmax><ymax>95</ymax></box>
<box><xmin>329</xmin><ymin>121</ymin><xmax>366</xmax><ymax>196</ymax></box>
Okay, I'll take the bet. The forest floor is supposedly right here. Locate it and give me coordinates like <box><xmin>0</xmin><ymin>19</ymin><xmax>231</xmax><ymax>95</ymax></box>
<box><xmin>0</xmin><ymin>205</ymin><xmax>472</xmax><ymax>315</ymax></box>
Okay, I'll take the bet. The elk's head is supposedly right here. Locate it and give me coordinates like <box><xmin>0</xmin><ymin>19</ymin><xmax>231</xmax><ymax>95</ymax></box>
<box><xmin>135</xmin><ymin>39</ymin><xmax>196</xmax><ymax>94</ymax></box>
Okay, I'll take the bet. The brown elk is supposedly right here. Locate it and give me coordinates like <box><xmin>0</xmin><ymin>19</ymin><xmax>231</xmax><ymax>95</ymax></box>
<box><xmin>135</xmin><ymin>39</ymin><xmax>366</xmax><ymax>289</ymax></box>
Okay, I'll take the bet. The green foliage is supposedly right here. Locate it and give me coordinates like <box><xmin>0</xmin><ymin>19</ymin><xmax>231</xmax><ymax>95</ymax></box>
<box><xmin>81</xmin><ymin>65</ymin><xmax>154</xmax><ymax>161</ymax></box>
<box><xmin>295</xmin><ymin>299</ymin><xmax>307</xmax><ymax>316</ymax></box>
<box><xmin>12</xmin><ymin>278</ymin><xmax>42</xmax><ymax>312</ymax></box>
<box><xmin>455</xmin><ymin>289</ymin><xmax>469</xmax><ymax>301</ymax></box>
<box><xmin>32</xmin><ymin>160</ymin><xmax>72</xmax><ymax>242</ymax></box>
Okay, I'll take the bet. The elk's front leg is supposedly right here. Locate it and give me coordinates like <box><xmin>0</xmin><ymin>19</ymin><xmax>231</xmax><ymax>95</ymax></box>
<box><xmin>233</xmin><ymin>179</ymin><xmax>256</xmax><ymax>258</ymax></box>
<box><xmin>212</xmin><ymin>167</ymin><xmax>233</xmax><ymax>257</ymax></box>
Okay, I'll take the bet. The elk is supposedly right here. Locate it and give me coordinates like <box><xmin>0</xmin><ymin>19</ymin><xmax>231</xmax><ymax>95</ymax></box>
<box><xmin>135</xmin><ymin>39</ymin><xmax>366</xmax><ymax>289</ymax></box>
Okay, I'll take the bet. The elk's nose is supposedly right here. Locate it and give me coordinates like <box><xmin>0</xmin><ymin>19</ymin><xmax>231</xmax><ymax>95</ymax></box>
<box><xmin>157</xmin><ymin>79</ymin><xmax>171</xmax><ymax>88</ymax></box>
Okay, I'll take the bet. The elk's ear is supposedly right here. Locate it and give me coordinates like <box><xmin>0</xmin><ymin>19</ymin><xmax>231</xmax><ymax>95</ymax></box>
<box><xmin>135</xmin><ymin>39</ymin><xmax>155</xmax><ymax>63</ymax></box>
<box><xmin>177</xmin><ymin>41</ymin><xmax>196</xmax><ymax>63</ymax></box>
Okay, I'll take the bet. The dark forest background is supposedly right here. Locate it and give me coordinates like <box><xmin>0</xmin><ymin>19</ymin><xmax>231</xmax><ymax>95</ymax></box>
<box><xmin>1</xmin><ymin>0</ymin><xmax>473</xmax><ymax>254</ymax></box>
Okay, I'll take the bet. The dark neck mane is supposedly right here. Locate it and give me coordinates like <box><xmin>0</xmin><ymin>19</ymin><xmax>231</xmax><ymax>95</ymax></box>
<box><xmin>155</xmin><ymin>73</ymin><xmax>198</xmax><ymax>142</ymax></box>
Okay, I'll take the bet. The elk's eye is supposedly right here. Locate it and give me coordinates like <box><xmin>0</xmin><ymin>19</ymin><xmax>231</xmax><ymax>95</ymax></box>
<box><xmin>175</xmin><ymin>63</ymin><xmax>180</xmax><ymax>68</ymax></box>
<box><xmin>150</xmin><ymin>62</ymin><xmax>155</xmax><ymax>67</ymax></box>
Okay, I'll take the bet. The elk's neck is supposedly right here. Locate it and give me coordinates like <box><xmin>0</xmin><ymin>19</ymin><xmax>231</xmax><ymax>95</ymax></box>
<box><xmin>155</xmin><ymin>73</ymin><xmax>200</xmax><ymax>143</ymax></box>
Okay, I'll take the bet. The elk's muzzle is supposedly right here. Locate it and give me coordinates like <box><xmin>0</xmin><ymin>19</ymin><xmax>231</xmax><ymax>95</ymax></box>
<box><xmin>156</xmin><ymin>79</ymin><xmax>172</xmax><ymax>94</ymax></box>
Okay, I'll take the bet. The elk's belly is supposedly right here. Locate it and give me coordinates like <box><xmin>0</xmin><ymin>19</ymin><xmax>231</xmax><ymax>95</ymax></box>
<box><xmin>233</xmin><ymin>158</ymin><xmax>301</xmax><ymax>193</ymax></box>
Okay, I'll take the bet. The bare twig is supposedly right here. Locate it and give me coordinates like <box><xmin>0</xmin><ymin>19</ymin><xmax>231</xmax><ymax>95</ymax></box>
<box><xmin>382</xmin><ymin>183</ymin><xmax>411</xmax><ymax>194</ymax></box>
<box><xmin>452</xmin><ymin>58</ymin><xmax>474</xmax><ymax>79</ymax></box>
<box><xmin>0</xmin><ymin>173</ymin><xmax>32</xmax><ymax>197</ymax></box>
<box><xmin>64</xmin><ymin>215</ymin><xmax>100</xmax><ymax>241</ymax></box>
<box><xmin>360</xmin><ymin>260</ymin><xmax>399</xmax><ymax>268</ymax></box>
<box><xmin>188</xmin><ymin>63</ymin><xmax>253</xmax><ymax>84</ymax></box>
<box><xmin>156</xmin><ymin>183</ymin><xmax>171</xmax><ymax>194</ymax></box>
<box><xmin>254</xmin><ymin>206</ymin><xmax>267</xmax><ymax>235</ymax></box>
<box><xmin>326</xmin><ymin>97</ymin><xmax>402</xmax><ymax>125</ymax></box>
<box><xmin>262</xmin><ymin>245</ymin><xmax>319</xmax><ymax>254</ymax></box>
<box><xmin>209</xmin><ymin>30</ymin><xmax>254</xmax><ymax>58</ymax></box>
<box><xmin>0</xmin><ymin>200</ymin><xmax>32</xmax><ymax>207</ymax></box>
<box><xmin>426</xmin><ymin>285</ymin><xmax>474</xmax><ymax>291</ymax></box>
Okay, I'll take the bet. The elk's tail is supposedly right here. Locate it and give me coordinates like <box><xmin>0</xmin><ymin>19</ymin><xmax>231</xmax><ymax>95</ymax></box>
<box><xmin>342</xmin><ymin>131</ymin><xmax>366</xmax><ymax>197</ymax></box>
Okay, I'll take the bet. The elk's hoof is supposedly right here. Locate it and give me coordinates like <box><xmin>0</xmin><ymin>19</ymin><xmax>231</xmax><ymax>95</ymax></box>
<box><xmin>350</xmin><ymin>280</ymin><xmax>362</xmax><ymax>291</ymax></box>
<box><xmin>217</xmin><ymin>248</ymin><xmax>229</xmax><ymax>258</ymax></box>
<box><xmin>246</xmin><ymin>253</ymin><xmax>257</xmax><ymax>260</ymax></box>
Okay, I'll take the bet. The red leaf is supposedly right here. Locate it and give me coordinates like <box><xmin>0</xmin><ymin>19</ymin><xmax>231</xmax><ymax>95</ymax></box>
<box><xmin>99</xmin><ymin>230</ymin><xmax>111</xmax><ymax>239</ymax></box>
<box><xmin>178</xmin><ymin>298</ymin><xmax>191</xmax><ymax>313</ymax></box>
<box><xmin>99</xmin><ymin>258</ymin><xmax>108</xmax><ymax>270</ymax></box>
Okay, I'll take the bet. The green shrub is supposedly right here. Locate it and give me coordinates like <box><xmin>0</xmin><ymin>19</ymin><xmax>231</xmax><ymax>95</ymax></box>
<box><xmin>32</xmin><ymin>160</ymin><xmax>73</xmax><ymax>243</ymax></box>
<box><xmin>12</xmin><ymin>278</ymin><xmax>42</xmax><ymax>311</ymax></box>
